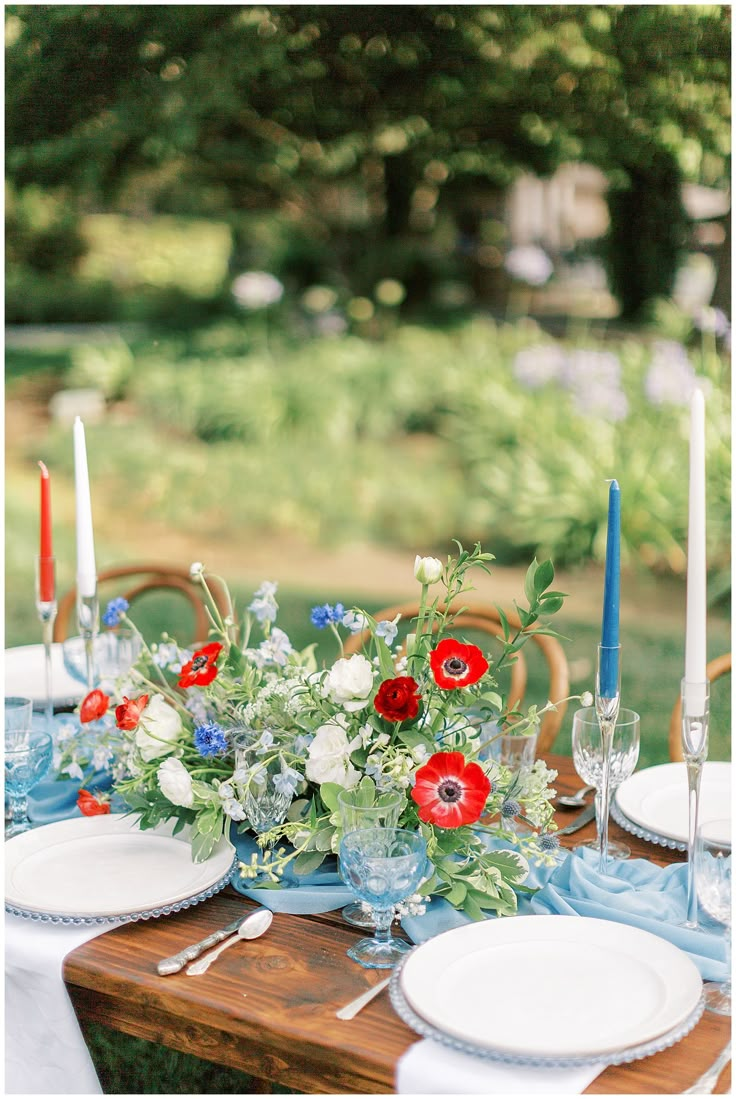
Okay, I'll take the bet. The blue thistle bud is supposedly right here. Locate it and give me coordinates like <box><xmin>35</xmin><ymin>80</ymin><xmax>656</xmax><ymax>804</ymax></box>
<box><xmin>501</xmin><ymin>799</ymin><xmax>521</xmax><ymax>819</ymax></box>
<box><xmin>539</xmin><ymin>832</ymin><xmax>560</xmax><ymax>852</ymax></box>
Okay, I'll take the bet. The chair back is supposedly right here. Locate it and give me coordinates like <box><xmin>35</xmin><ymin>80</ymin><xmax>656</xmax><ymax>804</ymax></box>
<box><xmin>342</xmin><ymin>599</ymin><xmax>570</xmax><ymax>753</ymax></box>
<box><xmin>668</xmin><ymin>652</ymin><xmax>732</xmax><ymax>761</ymax></box>
<box><xmin>53</xmin><ymin>564</ymin><xmax>230</xmax><ymax>644</ymax></box>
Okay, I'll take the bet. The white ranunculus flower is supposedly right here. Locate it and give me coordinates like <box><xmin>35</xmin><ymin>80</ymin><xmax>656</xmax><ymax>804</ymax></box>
<box><xmin>414</xmin><ymin>555</ymin><xmax>443</xmax><ymax>585</ymax></box>
<box><xmin>323</xmin><ymin>653</ymin><xmax>374</xmax><ymax>712</ymax></box>
<box><xmin>157</xmin><ymin>757</ymin><xmax>194</xmax><ymax>807</ymax></box>
<box><xmin>135</xmin><ymin>694</ymin><xmax>184</xmax><ymax>762</ymax></box>
<box><xmin>305</xmin><ymin>718</ymin><xmax>361</xmax><ymax>787</ymax></box>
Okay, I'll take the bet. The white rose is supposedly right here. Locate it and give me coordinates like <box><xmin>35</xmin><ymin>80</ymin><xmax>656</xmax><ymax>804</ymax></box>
<box><xmin>305</xmin><ymin>719</ymin><xmax>361</xmax><ymax>787</ymax></box>
<box><xmin>135</xmin><ymin>694</ymin><xmax>184</xmax><ymax>761</ymax></box>
<box><xmin>157</xmin><ymin>757</ymin><xmax>194</xmax><ymax>807</ymax></box>
<box><xmin>323</xmin><ymin>654</ymin><xmax>374</xmax><ymax>712</ymax></box>
<box><xmin>414</xmin><ymin>555</ymin><xmax>443</xmax><ymax>585</ymax></box>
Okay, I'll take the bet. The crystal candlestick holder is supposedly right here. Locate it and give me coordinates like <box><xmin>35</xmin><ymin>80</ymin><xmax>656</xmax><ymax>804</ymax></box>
<box><xmin>681</xmin><ymin>678</ymin><xmax>711</xmax><ymax>930</ymax></box>
<box><xmin>34</xmin><ymin>555</ymin><xmax>57</xmax><ymax>732</ymax></box>
<box><xmin>595</xmin><ymin>643</ymin><xmax>621</xmax><ymax>876</ymax></box>
<box><xmin>76</xmin><ymin>586</ymin><xmax>100</xmax><ymax>693</ymax></box>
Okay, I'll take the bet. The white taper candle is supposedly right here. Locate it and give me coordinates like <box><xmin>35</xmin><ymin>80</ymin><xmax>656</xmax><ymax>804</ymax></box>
<box><xmin>684</xmin><ymin>387</ymin><xmax>707</xmax><ymax>712</ymax></box>
<box><xmin>73</xmin><ymin>416</ymin><xmax>97</xmax><ymax>598</ymax></box>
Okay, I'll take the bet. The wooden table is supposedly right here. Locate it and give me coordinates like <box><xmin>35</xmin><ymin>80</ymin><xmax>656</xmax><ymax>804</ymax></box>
<box><xmin>62</xmin><ymin>754</ymin><xmax>731</xmax><ymax>1094</ymax></box>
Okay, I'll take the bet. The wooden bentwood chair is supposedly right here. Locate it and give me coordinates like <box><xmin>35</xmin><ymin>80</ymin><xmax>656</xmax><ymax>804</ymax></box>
<box><xmin>342</xmin><ymin>600</ymin><xmax>570</xmax><ymax>753</ymax></box>
<box><xmin>668</xmin><ymin>652</ymin><xmax>732</xmax><ymax>762</ymax></box>
<box><xmin>53</xmin><ymin>564</ymin><xmax>231</xmax><ymax>645</ymax></box>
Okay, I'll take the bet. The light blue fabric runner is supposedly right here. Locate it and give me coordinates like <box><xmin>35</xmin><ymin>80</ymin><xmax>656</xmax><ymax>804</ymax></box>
<box><xmin>25</xmin><ymin>771</ymin><xmax>729</xmax><ymax>981</ymax></box>
<box><xmin>404</xmin><ymin>844</ymin><xmax>728</xmax><ymax>983</ymax></box>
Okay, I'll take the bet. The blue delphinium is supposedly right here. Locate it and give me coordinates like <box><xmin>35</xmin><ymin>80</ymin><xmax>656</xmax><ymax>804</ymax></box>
<box><xmin>103</xmin><ymin>597</ymin><xmax>130</xmax><ymax>627</ymax></box>
<box><xmin>310</xmin><ymin>602</ymin><xmax>345</xmax><ymax>629</ymax></box>
<box><xmin>194</xmin><ymin>722</ymin><xmax>228</xmax><ymax>757</ymax></box>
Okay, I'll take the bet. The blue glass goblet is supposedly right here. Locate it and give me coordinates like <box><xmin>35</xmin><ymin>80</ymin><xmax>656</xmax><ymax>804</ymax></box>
<box><xmin>5</xmin><ymin>730</ymin><xmax>53</xmax><ymax>837</ymax></box>
<box><xmin>339</xmin><ymin>827</ymin><xmax>427</xmax><ymax>969</ymax></box>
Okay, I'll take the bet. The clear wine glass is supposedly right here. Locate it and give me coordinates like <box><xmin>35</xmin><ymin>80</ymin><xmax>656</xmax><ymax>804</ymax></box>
<box><xmin>339</xmin><ymin>827</ymin><xmax>427</xmax><ymax>969</ymax></box>
<box><xmin>63</xmin><ymin>629</ymin><xmax>141</xmax><ymax>689</ymax></box>
<box><xmin>5</xmin><ymin>697</ymin><xmax>33</xmax><ymax>750</ymax></box>
<box><xmin>696</xmin><ymin>817</ymin><xmax>731</xmax><ymax>1016</ymax></box>
<box><xmin>571</xmin><ymin>706</ymin><xmax>640</xmax><ymax>860</ymax></box>
<box><xmin>5</xmin><ymin>730</ymin><xmax>53</xmax><ymax>837</ymax></box>
<box><xmin>337</xmin><ymin>788</ymin><xmax>403</xmax><ymax>928</ymax></box>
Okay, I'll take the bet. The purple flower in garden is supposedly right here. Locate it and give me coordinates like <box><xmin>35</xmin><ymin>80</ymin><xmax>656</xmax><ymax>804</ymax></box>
<box><xmin>693</xmin><ymin>307</ymin><xmax>730</xmax><ymax>337</ymax></box>
<box><xmin>103</xmin><ymin>597</ymin><xmax>129</xmax><ymax>627</ymax></box>
<box><xmin>644</xmin><ymin>341</ymin><xmax>702</xmax><ymax>407</ymax></box>
<box><xmin>504</xmin><ymin>245</ymin><xmax>553</xmax><ymax>287</ymax></box>
<box><xmin>194</xmin><ymin>722</ymin><xmax>228</xmax><ymax>757</ymax></box>
<box><xmin>563</xmin><ymin>349</ymin><xmax>629</xmax><ymax>422</ymax></box>
<box><xmin>513</xmin><ymin>344</ymin><xmax>567</xmax><ymax>389</ymax></box>
<box><xmin>310</xmin><ymin>603</ymin><xmax>345</xmax><ymax>629</ymax></box>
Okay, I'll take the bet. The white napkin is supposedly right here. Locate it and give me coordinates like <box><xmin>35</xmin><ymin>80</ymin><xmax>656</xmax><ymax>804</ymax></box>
<box><xmin>5</xmin><ymin>914</ymin><xmax>107</xmax><ymax>1094</ymax></box>
<box><xmin>396</xmin><ymin>1039</ymin><xmax>605</xmax><ymax>1094</ymax></box>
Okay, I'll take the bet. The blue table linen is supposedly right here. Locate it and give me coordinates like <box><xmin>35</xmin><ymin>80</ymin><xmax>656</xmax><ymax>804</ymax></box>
<box><xmin>405</xmin><ymin>844</ymin><xmax>728</xmax><ymax>983</ymax></box>
<box><xmin>230</xmin><ymin>831</ymin><xmax>353</xmax><ymax>914</ymax></box>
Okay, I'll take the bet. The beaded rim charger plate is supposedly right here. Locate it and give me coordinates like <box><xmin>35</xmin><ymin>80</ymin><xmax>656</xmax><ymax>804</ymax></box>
<box><xmin>392</xmin><ymin>915</ymin><xmax>704</xmax><ymax>1065</ymax></box>
<box><xmin>614</xmin><ymin>762</ymin><xmax>731</xmax><ymax>849</ymax></box>
<box><xmin>5</xmin><ymin>814</ymin><xmax>235</xmax><ymax>924</ymax></box>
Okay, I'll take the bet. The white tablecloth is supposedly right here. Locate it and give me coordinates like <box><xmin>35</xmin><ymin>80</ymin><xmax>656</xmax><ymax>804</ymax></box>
<box><xmin>5</xmin><ymin>914</ymin><xmax>105</xmax><ymax>1094</ymax></box>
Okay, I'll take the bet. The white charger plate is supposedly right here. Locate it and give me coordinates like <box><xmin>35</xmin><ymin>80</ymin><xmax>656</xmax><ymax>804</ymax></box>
<box><xmin>5</xmin><ymin>643</ymin><xmax>85</xmax><ymax>708</ymax></box>
<box><xmin>397</xmin><ymin>915</ymin><xmax>703</xmax><ymax>1063</ymax></box>
<box><xmin>614</xmin><ymin>762</ymin><xmax>731</xmax><ymax>847</ymax></box>
<box><xmin>5</xmin><ymin>814</ymin><xmax>235</xmax><ymax>924</ymax></box>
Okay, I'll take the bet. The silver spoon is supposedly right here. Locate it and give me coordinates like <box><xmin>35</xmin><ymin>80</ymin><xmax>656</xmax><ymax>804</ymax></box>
<box><xmin>556</xmin><ymin>783</ymin><xmax>596</xmax><ymax>809</ymax></box>
<box><xmin>186</xmin><ymin>908</ymin><xmax>273</xmax><ymax>975</ymax></box>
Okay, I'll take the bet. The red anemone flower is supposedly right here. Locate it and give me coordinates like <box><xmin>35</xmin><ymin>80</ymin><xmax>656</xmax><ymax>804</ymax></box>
<box><xmin>374</xmin><ymin>676</ymin><xmax>421</xmax><ymax>723</ymax></box>
<box><xmin>411</xmin><ymin>751</ymin><xmax>491</xmax><ymax>828</ymax></box>
<box><xmin>115</xmin><ymin>694</ymin><xmax>150</xmax><ymax>731</ymax></box>
<box><xmin>178</xmin><ymin>642</ymin><xmax>223</xmax><ymax>688</ymax></box>
<box><xmin>79</xmin><ymin>689</ymin><xmax>110</xmax><ymax>724</ymax></box>
<box><xmin>77</xmin><ymin>789</ymin><xmax>111</xmax><ymax>816</ymax></box>
<box><xmin>429</xmin><ymin>639</ymin><xmax>489</xmax><ymax>690</ymax></box>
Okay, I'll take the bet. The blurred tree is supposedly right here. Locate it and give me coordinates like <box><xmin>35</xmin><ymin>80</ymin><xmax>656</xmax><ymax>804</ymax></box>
<box><xmin>5</xmin><ymin>4</ymin><xmax>731</xmax><ymax>315</ymax></box>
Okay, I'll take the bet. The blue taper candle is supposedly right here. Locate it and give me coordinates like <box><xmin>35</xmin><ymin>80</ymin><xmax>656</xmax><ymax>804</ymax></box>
<box><xmin>600</xmin><ymin>479</ymin><xmax>621</xmax><ymax>696</ymax></box>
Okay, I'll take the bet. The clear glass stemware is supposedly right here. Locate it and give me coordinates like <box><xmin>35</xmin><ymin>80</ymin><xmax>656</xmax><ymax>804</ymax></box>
<box><xmin>571</xmin><ymin>706</ymin><xmax>640</xmax><ymax>860</ymax></box>
<box><xmin>339</xmin><ymin>827</ymin><xmax>427</xmax><ymax>969</ymax></box>
<box><xmin>696</xmin><ymin>816</ymin><xmax>731</xmax><ymax>1016</ymax></box>
<box><xmin>5</xmin><ymin>730</ymin><xmax>53</xmax><ymax>837</ymax></box>
<box><xmin>337</xmin><ymin>788</ymin><xmax>403</xmax><ymax>928</ymax></box>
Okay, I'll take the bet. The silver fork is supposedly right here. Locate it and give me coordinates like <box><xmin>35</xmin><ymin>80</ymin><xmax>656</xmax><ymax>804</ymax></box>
<box><xmin>684</xmin><ymin>1041</ymin><xmax>731</xmax><ymax>1094</ymax></box>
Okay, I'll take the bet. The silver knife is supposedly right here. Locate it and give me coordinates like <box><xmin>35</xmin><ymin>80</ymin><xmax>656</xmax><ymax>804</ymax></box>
<box><xmin>157</xmin><ymin>916</ymin><xmax>246</xmax><ymax>976</ymax></box>
<box><xmin>556</xmin><ymin>803</ymin><xmax>596</xmax><ymax>836</ymax></box>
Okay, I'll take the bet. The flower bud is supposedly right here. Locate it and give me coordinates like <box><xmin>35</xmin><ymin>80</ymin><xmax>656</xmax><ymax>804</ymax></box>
<box><xmin>414</xmin><ymin>555</ymin><xmax>443</xmax><ymax>585</ymax></box>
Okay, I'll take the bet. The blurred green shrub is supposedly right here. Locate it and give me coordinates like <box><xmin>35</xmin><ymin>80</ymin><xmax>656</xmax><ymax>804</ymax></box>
<box><xmin>107</xmin><ymin>318</ymin><xmax>730</xmax><ymax>586</ymax></box>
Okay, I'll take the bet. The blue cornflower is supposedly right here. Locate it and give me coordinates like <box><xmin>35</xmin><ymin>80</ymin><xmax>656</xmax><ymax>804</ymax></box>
<box><xmin>310</xmin><ymin>602</ymin><xmax>345</xmax><ymax>629</ymax></box>
<box><xmin>103</xmin><ymin>597</ymin><xmax>129</xmax><ymax>627</ymax></box>
<box><xmin>194</xmin><ymin>722</ymin><xmax>228</xmax><ymax>757</ymax></box>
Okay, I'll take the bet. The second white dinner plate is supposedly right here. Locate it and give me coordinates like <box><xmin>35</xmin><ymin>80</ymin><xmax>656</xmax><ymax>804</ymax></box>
<box><xmin>5</xmin><ymin>814</ymin><xmax>235</xmax><ymax>921</ymax></box>
<box><xmin>4</xmin><ymin>643</ymin><xmax>85</xmax><ymax>707</ymax></box>
<box><xmin>615</xmin><ymin>762</ymin><xmax>731</xmax><ymax>846</ymax></box>
<box><xmin>399</xmin><ymin>915</ymin><xmax>702</xmax><ymax>1060</ymax></box>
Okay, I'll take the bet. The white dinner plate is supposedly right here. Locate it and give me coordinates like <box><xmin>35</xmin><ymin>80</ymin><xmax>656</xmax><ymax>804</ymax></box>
<box><xmin>5</xmin><ymin>814</ymin><xmax>235</xmax><ymax>923</ymax></box>
<box><xmin>4</xmin><ymin>643</ymin><xmax>85</xmax><ymax>707</ymax></box>
<box><xmin>615</xmin><ymin>762</ymin><xmax>731</xmax><ymax>846</ymax></box>
<box><xmin>398</xmin><ymin>915</ymin><xmax>703</xmax><ymax>1061</ymax></box>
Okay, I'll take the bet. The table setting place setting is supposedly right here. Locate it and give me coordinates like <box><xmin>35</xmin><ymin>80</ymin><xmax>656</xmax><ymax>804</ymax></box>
<box><xmin>5</xmin><ymin>394</ymin><xmax>731</xmax><ymax>1096</ymax></box>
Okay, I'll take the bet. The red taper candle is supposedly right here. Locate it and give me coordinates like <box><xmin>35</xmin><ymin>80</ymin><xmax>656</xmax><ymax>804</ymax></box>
<box><xmin>38</xmin><ymin>460</ymin><xmax>55</xmax><ymax>601</ymax></box>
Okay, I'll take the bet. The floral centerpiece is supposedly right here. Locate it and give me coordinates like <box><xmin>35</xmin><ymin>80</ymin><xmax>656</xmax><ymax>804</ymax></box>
<box><xmin>60</xmin><ymin>545</ymin><xmax>590</xmax><ymax>920</ymax></box>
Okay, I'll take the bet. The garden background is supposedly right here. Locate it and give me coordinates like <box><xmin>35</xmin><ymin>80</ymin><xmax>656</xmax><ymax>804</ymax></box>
<box><xmin>4</xmin><ymin>6</ymin><xmax>732</xmax><ymax>1090</ymax></box>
